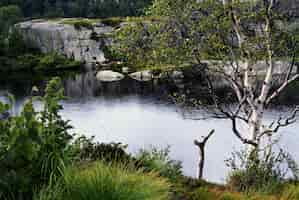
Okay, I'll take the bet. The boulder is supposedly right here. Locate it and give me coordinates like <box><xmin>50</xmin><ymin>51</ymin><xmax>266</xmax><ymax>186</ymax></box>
<box><xmin>129</xmin><ymin>70</ymin><xmax>153</xmax><ymax>82</ymax></box>
<box><xmin>171</xmin><ymin>70</ymin><xmax>184</xmax><ymax>79</ymax></box>
<box><xmin>96</xmin><ymin>70</ymin><xmax>124</xmax><ymax>82</ymax></box>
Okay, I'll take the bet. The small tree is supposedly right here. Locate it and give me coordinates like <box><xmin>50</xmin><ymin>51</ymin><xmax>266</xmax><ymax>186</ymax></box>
<box><xmin>117</xmin><ymin>0</ymin><xmax>299</xmax><ymax>158</ymax></box>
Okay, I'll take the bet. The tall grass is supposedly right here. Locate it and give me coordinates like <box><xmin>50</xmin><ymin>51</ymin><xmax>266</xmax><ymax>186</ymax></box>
<box><xmin>34</xmin><ymin>161</ymin><xmax>170</xmax><ymax>200</ymax></box>
<box><xmin>281</xmin><ymin>184</ymin><xmax>299</xmax><ymax>200</ymax></box>
<box><xmin>135</xmin><ymin>146</ymin><xmax>183</xmax><ymax>182</ymax></box>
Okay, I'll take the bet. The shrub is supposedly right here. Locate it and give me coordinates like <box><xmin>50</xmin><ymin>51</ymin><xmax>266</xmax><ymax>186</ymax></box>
<box><xmin>0</xmin><ymin>78</ymin><xmax>73</xmax><ymax>199</ymax></box>
<box><xmin>73</xmin><ymin>21</ymin><xmax>94</xmax><ymax>30</ymax></box>
<box><xmin>135</xmin><ymin>146</ymin><xmax>183</xmax><ymax>182</ymax></box>
<box><xmin>226</xmin><ymin>148</ymin><xmax>299</xmax><ymax>194</ymax></box>
<box><xmin>101</xmin><ymin>17</ymin><xmax>124</xmax><ymax>27</ymax></box>
<box><xmin>73</xmin><ymin>136</ymin><xmax>132</xmax><ymax>164</ymax></box>
<box><xmin>6</xmin><ymin>29</ymin><xmax>28</xmax><ymax>57</ymax></box>
<box><xmin>34</xmin><ymin>161</ymin><xmax>171</xmax><ymax>200</ymax></box>
<box><xmin>35</xmin><ymin>53</ymin><xmax>82</xmax><ymax>71</ymax></box>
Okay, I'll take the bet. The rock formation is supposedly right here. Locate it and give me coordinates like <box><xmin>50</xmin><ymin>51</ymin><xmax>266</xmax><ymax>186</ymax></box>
<box><xmin>16</xmin><ymin>19</ymin><xmax>114</xmax><ymax>65</ymax></box>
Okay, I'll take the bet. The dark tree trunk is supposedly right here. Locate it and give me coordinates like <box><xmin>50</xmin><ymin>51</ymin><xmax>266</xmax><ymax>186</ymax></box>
<box><xmin>194</xmin><ymin>129</ymin><xmax>215</xmax><ymax>179</ymax></box>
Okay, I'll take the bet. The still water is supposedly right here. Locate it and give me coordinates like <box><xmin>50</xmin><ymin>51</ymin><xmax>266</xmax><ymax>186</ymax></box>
<box><xmin>0</xmin><ymin>71</ymin><xmax>298</xmax><ymax>183</ymax></box>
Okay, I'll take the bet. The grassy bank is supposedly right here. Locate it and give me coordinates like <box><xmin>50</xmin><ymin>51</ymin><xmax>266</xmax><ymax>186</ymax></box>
<box><xmin>34</xmin><ymin>161</ymin><xmax>170</xmax><ymax>200</ymax></box>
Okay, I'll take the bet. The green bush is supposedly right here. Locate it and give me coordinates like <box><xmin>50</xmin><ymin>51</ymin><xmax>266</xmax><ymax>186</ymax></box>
<box><xmin>227</xmin><ymin>161</ymin><xmax>284</xmax><ymax>194</ymax></box>
<box><xmin>0</xmin><ymin>78</ymin><xmax>74</xmax><ymax>200</ymax></box>
<box><xmin>226</xmin><ymin>149</ymin><xmax>299</xmax><ymax>194</ymax></box>
<box><xmin>73</xmin><ymin>21</ymin><xmax>94</xmax><ymax>30</ymax></box>
<box><xmin>101</xmin><ymin>17</ymin><xmax>124</xmax><ymax>27</ymax></box>
<box><xmin>73</xmin><ymin>136</ymin><xmax>132</xmax><ymax>164</ymax></box>
<box><xmin>135</xmin><ymin>146</ymin><xmax>183</xmax><ymax>182</ymax></box>
<box><xmin>0</xmin><ymin>5</ymin><xmax>22</xmax><ymax>35</ymax></box>
<box><xmin>34</xmin><ymin>161</ymin><xmax>171</xmax><ymax>200</ymax></box>
<box><xmin>36</xmin><ymin>53</ymin><xmax>82</xmax><ymax>71</ymax></box>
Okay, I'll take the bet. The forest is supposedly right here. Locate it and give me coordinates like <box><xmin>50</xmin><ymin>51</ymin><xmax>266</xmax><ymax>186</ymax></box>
<box><xmin>0</xmin><ymin>0</ymin><xmax>152</xmax><ymax>18</ymax></box>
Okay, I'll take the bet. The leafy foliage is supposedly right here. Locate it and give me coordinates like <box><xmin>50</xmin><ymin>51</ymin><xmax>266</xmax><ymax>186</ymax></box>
<box><xmin>73</xmin><ymin>136</ymin><xmax>132</xmax><ymax>164</ymax></box>
<box><xmin>0</xmin><ymin>77</ymin><xmax>73</xmax><ymax>200</ymax></box>
<box><xmin>117</xmin><ymin>0</ymin><xmax>299</xmax><ymax>69</ymax></box>
<box><xmin>135</xmin><ymin>146</ymin><xmax>183</xmax><ymax>182</ymax></box>
<box><xmin>226</xmin><ymin>148</ymin><xmax>299</xmax><ymax>194</ymax></box>
<box><xmin>0</xmin><ymin>52</ymin><xmax>82</xmax><ymax>72</ymax></box>
<box><xmin>0</xmin><ymin>5</ymin><xmax>22</xmax><ymax>35</ymax></box>
<box><xmin>36</xmin><ymin>52</ymin><xmax>82</xmax><ymax>71</ymax></box>
<box><xmin>0</xmin><ymin>5</ymin><xmax>23</xmax><ymax>56</ymax></box>
<box><xmin>0</xmin><ymin>0</ymin><xmax>153</xmax><ymax>18</ymax></box>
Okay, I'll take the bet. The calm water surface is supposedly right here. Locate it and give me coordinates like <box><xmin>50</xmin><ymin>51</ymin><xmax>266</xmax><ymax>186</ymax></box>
<box><xmin>0</xmin><ymin>71</ymin><xmax>298</xmax><ymax>183</ymax></box>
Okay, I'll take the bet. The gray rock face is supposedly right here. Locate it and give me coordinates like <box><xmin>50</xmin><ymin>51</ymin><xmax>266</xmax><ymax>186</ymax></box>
<box><xmin>16</xmin><ymin>19</ymin><xmax>114</xmax><ymax>65</ymax></box>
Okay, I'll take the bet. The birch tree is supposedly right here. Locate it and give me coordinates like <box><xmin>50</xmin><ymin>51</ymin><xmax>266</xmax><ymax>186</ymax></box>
<box><xmin>117</xmin><ymin>0</ymin><xmax>299</xmax><ymax>157</ymax></box>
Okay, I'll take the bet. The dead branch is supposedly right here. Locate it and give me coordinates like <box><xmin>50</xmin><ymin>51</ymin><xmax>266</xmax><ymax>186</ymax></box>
<box><xmin>266</xmin><ymin>74</ymin><xmax>299</xmax><ymax>105</ymax></box>
<box><xmin>194</xmin><ymin>129</ymin><xmax>215</xmax><ymax>179</ymax></box>
<box><xmin>262</xmin><ymin>106</ymin><xmax>299</xmax><ymax>136</ymax></box>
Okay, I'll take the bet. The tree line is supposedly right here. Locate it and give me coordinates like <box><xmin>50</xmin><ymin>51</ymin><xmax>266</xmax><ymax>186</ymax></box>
<box><xmin>0</xmin><ymin>0</ymin><xmax>152</xmax><ymax>19</ymax></box>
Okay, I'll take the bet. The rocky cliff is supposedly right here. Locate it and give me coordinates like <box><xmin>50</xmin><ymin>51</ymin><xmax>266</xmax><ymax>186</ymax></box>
<box><xmin>16</xmin><ymin>19</ymin><xmax>115</xmax><ymax>65</ymax></box>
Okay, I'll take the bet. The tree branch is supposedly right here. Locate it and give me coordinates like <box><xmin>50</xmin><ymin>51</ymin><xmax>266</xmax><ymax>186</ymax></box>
<box><xmin>194</xmin><ymin>129</ymin><xmax>215</xmax><ymax>179</ymax></box>
<box><xmin>266</xmin><ymin>74</ymin><xmax>299</xmax><ymax>105</ymax></box>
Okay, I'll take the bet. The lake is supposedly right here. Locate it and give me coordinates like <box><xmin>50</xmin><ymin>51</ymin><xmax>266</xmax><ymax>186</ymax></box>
<box><xmin>0</xmin><ymin>71</ymin><xmax>298</xmax><ymax>183</ymax></box>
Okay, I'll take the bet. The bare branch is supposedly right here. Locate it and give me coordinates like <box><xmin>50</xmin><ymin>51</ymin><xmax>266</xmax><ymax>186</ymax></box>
<box><xmin>266</xmin><ymin>74</ymin><xmax>299</xmax><ymax>105</ymax></box>
<box><xmin>231</xmin><ymin>116</ymin><xmax>258</xmax><ymax>147</ymax></box>
<box><xmin>262</xmin><ymin>106</ymin><xmax>299</xmax><ymax>136</ymax></box>
<box><xmin>194</xmin><ymin>129</ymin><xmax>215</xmax><ymax>179</ymax></box>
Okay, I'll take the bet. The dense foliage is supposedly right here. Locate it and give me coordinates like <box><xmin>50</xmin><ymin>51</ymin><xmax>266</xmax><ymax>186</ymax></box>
<box><xmin>116</xmin><ymin>0</ymin><xmax>299</xmax><ymax>68</ymax></box>
<box><xmin>226</xmin><ymin>148</ymin><xmax>299</xmax><ymax>194</ymax></box>
<box><xmin>0</xmin><ymin>78</ymin><xmax>73</xmax><ymax>199</ymax></box>
<box><xmin>0</xmin><ymin>0</ymin><xmax>152</xmax><ymax>18</ymax></box>
<box><xmin>0</xmin><ymin>5</ymin><xmax>23</xmax><ymax>56</ymax></box>
<box><xmin>136</xmin><ymin>146</ymin><xmax>183</xmax><ymax>182</ymax></box>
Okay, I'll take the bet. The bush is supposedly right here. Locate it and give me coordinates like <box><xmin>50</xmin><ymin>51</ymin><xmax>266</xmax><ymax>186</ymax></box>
<box><xmin>226</xmin><ymin>148</ymin><xmax>299</xmax><ymax>194</ymax></box>
<box><xmin>135</xmin><ymin>146</ymin><xmax>183</xmax><ymax>182</ymax></box>
<box><xmin>101</xmin><ymin>17</ymin><xmax>124</xmax><ymax>27</ymax></box>
<box><xmin>73</xmin><ymin>136</ymin><xmax>132</xmax><ymax>164</ymax></box>
<box><xmin>36</xmin><ymin>53</ymin><xmax>82</xmax><ymax>71</ymax></box>
<box><xmin>73</xmin><ymin>21</ymin><xmax>94</xmax><ymax>30</ymax></box>
<box><xmin>34</xmin><ymin>161</ymin><xmax>171</xmax><ymax>200</ymax></box>
<box><xmin>0</xmin><ymin>78</ymin><xmax>74</xmax><ymax>199</ymax></box>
